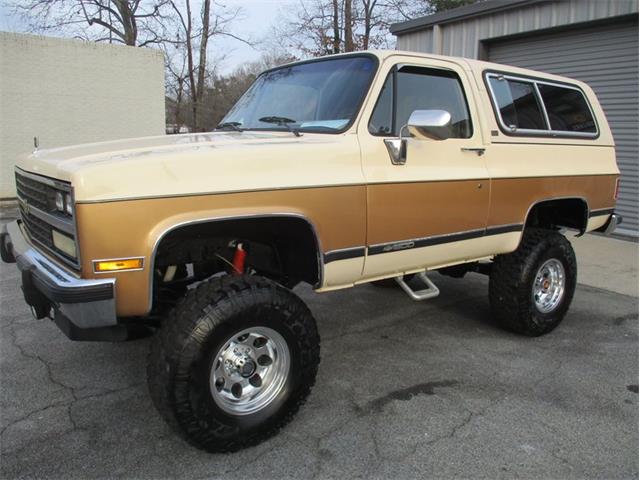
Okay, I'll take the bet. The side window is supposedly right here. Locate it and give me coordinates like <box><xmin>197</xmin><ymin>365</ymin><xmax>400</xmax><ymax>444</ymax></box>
<box><xmin>368</xmin><ymin>66</ymin><xmax>473</xmax><ymax>138</ymax></box>
<box><xmin>486</xmin><ymin>72</ymin><xmax>599</xmax><ymax>137</ymax></box>
<box><xmin>396</xmin><ymin>67</ymin><xmax>472</xmax><ymax>138</ymax></box>
<box><xmin>488</xmin><ymin>77</ymin><xmax>546</xmax><ymax>131</ymax></box>
<box><xmin>537</xmin><ymin>84</ymin><xmax>596</xmax><ymax>133</ymax></box>
<box><xmin>368</xmin><ymin>73</ymin><xmax>393</xmax><ymax>135</ymax></box>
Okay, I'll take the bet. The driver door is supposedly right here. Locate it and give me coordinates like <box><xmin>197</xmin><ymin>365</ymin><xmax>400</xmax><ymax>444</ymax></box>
<box><xmin>359</xmin><ymin>59</ymin><xmax>491</xmax><ymax>279</ymax></box>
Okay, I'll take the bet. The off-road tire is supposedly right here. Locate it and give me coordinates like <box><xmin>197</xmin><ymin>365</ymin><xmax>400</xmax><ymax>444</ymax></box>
<box><xmin>147</xmin><ymin>275</ymin><xmax>320</xmax><ymax>453</ymax></box>
<box><xmin>489</xmin><ymin>228</ymin><xmax>577</xmax><ymax>336</ymax></box>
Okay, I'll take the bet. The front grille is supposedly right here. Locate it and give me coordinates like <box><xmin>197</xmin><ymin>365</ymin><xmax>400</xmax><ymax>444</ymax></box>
<box><xmin>15</xmin><ymin>169</ymin><xmax>79</xmax><ymax>270</ymax></box>
<box><xmin>15</xmin><ymin>174</ymin><xmax>50</xmax><ymax>211</ymax></box>
<box><xmin>20</xmin><ymin>207</ymin><xmax>55</xmax><ymax>249</ymax></box>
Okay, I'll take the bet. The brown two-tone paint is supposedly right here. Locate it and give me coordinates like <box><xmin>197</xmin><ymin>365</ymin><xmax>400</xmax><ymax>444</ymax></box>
<box><xmin>75</xmin><ymin>172</ymin><xmax>617</xmax><ymax>317</ymax></box>
<box><xmin>488</xmin><ymin>174</ymin><xmax>617</xmax><ymax>227</ymax></box>
<box><xmin>76</xmin><ymin>185</ymin><xmax>366</xmax><ymax>316</ymax></box>
<box><xmin>365</xmin><ymin>173</ymin><xmax>617</xmax><ymax>246</ymax></box>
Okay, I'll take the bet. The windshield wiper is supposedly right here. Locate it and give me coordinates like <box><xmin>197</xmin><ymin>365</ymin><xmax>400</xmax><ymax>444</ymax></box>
<box><xmin>216</xmin><ymin>122</ymin><xmax>243</xmax><ymax>132</ymax></box>
<box><xmin>258</xmin><ymin>116</ymin><xmax>302</xmax><ymax>137</ymax></box>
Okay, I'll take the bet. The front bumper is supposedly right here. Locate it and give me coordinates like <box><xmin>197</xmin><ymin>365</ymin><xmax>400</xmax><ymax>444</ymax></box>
<box><xmin>1</xmin><ymin>220</ymin><xmax>125</xmax><ymax>341</ymax></box>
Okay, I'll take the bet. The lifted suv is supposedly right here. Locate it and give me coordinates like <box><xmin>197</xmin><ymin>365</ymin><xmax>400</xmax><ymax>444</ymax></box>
<box><xmin>1</xmin><ymin>50</ymin><xmax>621</xmax><ymax>452</ymax></box>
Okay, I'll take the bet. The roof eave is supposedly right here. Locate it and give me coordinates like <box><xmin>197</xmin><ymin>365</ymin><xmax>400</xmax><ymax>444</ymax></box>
<box><xmin>390</xmin><ymin>0</ymin><xmax>549</xmax><ymax>35</ymax></box>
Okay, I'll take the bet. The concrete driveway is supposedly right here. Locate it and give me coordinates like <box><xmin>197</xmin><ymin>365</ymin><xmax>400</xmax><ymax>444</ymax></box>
<box><xmin>1</xmin><ymin>235</ymin><xmax>638</xmax><ymax>479</ymax></box>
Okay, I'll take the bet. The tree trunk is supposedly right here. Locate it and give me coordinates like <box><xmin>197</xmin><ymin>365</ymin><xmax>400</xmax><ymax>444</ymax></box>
<box><xmin>182</xmin><ymin>0</ymin><xmax>198</xmax><ymax>130</ymax></box>
<box><xmin>176</xmin><ymin>79</ymin><xmax>185</xmax><ymax>131</ymax></box>
<box><xmin>362</xmin><ymin>0</ymin><xmax>376</xmax><ymax>50</ymax></box>
<box><xmin>343</xmin><ymin>0</ymin><xmax>354</xmax><ymax>52</ymax></box>
<box><xmin>113</xmin><ymin>0</ymin><xmax>137</xmax><ymax>46</ymax></box>
<box><xmin>195</xmin><ymin>0</ymin><xmax>211</xmax><ymax>131</ymax></box>
<box><xmin>332</xmin><ymin>0</ymin><xmax>341</xmax><ymax>53</ymax></box>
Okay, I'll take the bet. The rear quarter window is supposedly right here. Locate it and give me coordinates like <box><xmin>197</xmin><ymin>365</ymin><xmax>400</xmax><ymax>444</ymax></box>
<box><xmin>485</xmin><ymin>72</ymin><xmax>598</xmax><ymax>138</ymax></box>
<box><xmin>537</xmin><ymin>84</ymin><xmax>597</xmax><ymax>134</ymax></box>
<box><xmin>488</xmin><ymin>77</ymin><xmax>546</xmax><ymax>131</ymax></box>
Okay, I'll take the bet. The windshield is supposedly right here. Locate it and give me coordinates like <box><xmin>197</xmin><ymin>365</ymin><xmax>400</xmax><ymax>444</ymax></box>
<box><xmin>220</xmin><ymin>55</ymin><xmax>377</xmax><ymax>133</ymax></box>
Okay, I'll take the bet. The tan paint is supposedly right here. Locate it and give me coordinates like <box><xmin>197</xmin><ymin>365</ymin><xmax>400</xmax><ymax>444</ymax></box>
<box><xmin>12</xmin><ymin>50</ymin><xmax>621</xmax><ymax>317</ymax></box>
<box><xmin>360</xmin><ymin>232</ymin><xmax>522</xmax><ymax>281</ymax></box>
<box><xmin>586</xmin><ymin>215</ymin><xmax>610</xmax><ymax>232</ymax></box>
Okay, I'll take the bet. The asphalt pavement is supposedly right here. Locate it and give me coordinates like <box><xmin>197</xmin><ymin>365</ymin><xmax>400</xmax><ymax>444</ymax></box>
<box><xmin>1</xmin><ymin>238</ymin><xmax>638</xmax><ymax>479</ymax></box>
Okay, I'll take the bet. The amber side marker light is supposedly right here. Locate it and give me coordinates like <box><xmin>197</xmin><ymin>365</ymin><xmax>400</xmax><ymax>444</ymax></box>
<box><xmin>94</xmin><ymin>258</ymin><xmax>144</xmax><ymax>273</ymax></box>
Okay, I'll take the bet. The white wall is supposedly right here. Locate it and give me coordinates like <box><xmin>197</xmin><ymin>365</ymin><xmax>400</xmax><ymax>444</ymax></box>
<box><xmin>0</xmin><ymin>32</ymin><xmax>165</xmax><ymax>198</ymax></box>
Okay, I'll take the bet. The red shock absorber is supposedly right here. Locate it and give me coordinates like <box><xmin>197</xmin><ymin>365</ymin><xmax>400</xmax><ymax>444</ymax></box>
<box><xmin>232</xmin><ymin>242</ymin><xmax>246</xmax><ymax>275</ymax></box>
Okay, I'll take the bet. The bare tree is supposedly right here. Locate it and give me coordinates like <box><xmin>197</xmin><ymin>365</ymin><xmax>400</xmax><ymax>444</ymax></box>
<box><xmin>201</xmin><ymin>52</ymin><xmax>298</xmax><ymax>130</ymax></box>
<box><xmin>331</xmin><ymin>0</ymin><xmax>340</xmax><ymax>54</ymax></box>
<box><xmin>271</xmin><ymin>0</ymin><xmax>479</xmax><ymax>57</ymax></box>
<box><xmin>270</xmin><ymin>0</ymin><xmax>405</xmax><ymax>56</ymax></box>
<box><xmin>163</xmin><ymin>41</ymin><xmax>189</xmax><ymax>131</ymax></box>
<box><xmin>343</xmin><ymin>0</ymin><xmax>354</xmax><ymax>51</ymax></box>
<box><xmin>165</xmin><ymin>0</ymin><xmax>251</xmax><ymax>131</ymax></box>
<box><xmin>9</xmin><ymin>0</ymin><xmax>169</xmax><ymax>46</ymax></box>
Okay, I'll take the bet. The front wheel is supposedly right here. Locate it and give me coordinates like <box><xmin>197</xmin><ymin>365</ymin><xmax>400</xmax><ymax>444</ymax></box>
<box><xmin>147</xmin><ymin>275</ymin><xmax>320</xmax><ymax>452</ymax></box>
<box><xmin>489</xmin><ymin>228</ymin><xmax>577</xmax><ymax>336</ymax></box>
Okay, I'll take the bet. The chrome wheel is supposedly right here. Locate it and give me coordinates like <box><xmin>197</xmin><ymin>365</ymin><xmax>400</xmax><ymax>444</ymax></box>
<box><xmin>210</xmin><ymin>326</ymin><xmax>290</xmax><ymax>416</ymax></box>
<box><xmin>533</xmin><ymin>258</ymin><xmax>566</xmax><ymax>313</ymax></box>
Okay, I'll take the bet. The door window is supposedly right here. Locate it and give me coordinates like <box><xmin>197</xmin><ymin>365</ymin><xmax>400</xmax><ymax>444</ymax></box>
<box><xmin>369</xmin><ymin>66</ymin><xmax>473</xmax><ymax>138</ymax></box>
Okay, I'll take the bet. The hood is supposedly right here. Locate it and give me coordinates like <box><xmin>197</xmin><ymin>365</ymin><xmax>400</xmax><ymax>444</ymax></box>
<box><xmin>16</xmin><ymin>131</ymin><xmax>362</xmax><ymax>202</ymax></box>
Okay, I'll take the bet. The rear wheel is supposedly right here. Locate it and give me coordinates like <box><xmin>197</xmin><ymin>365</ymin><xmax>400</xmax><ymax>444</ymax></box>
<box><xmin>489</xmin><ymin>228</ymin><xmax>577</xmax><ymax>336</ymax></box>
<box><xmin>147</xmin><ymin>275</ymin><xmax>320</xmax><ymax>452</ymax></box>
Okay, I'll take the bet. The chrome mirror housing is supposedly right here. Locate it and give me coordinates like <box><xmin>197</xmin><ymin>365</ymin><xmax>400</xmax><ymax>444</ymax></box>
<box><xmin>407</xmin><ymin>109</ymin><xmax>452</xmax><ymax>141</ymax></box>
<box><xmin>384</xmin><ymin>109</ymin><xmax>452</xmax><ymax>165</ymax></box>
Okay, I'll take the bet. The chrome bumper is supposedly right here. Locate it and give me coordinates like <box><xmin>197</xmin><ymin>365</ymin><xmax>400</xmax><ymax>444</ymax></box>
<box><xmin>1</xmin><ymin>220</ymin><xmax>121</xmax><ymax>340</ymax></box>
<box><xmin>599</xmin><ymin>213</ymin><xmax>623</xmax><ymax>236</ymax></box>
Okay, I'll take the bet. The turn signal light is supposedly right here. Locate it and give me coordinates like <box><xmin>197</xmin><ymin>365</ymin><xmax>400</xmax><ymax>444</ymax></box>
<box><xmin>614</xmin><ymin>178</ymin><xmax>620</xmax><ymax>200</ymax></box>
<box><xmin>94</xmin><ymin>258</ymin><xmax>144</xmax><ymax>273</ymax></box>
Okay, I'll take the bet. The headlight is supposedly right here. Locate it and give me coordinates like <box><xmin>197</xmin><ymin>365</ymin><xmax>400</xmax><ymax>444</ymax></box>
<box><xmin>54</xmin><ymin>191</ymin><xmax>73</xmax><ymax>216</ymax></box>
<box><xmin>52</xmin><ymin>230</ymin><xmax>76</xmax><ymax>258</ymax></box>
<box><xmin>65</xmin><ymin>193</ymin><xmax>73</xmax><ymax>215</ymax></box>
<box><xmin>55</xmin><ymin>191</ymin><xmax>65</xmax><ymax>212</ymax></box>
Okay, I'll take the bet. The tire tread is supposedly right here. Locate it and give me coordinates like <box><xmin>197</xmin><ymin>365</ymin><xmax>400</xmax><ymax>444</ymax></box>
<box><xmin>147</xmin><ymin>275</ymin><xmax>320</xmax><ymax>452</ymax></box>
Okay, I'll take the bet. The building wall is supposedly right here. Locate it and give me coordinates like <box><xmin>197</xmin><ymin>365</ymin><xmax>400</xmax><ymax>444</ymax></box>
<box><xmin>0</xmin><ymin>32</ymin><xmax>165</xmax><ymax>198</ymax></box>
<box><xmin>396</xmin><ymin>0</ymin><xmax>638</xmax><ymax>57</ymax></box>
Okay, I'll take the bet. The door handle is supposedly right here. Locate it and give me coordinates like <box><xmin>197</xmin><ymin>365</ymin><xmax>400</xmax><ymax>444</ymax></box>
<box><xmin>461</xmin><ymin>147</ymin><xmax>486</xmax><ymax>156</ymax></box>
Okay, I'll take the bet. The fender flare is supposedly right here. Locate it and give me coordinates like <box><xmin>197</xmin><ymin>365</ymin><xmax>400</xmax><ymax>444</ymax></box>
<box><xmin>522</xmin><ymin>196</ymin><xmax>590</xmax><ymax>238</ymax></box>
<box><xmin>146</xmin><ymin>213</ymin><xmax>324</xmax><ymax>314</ymax></box>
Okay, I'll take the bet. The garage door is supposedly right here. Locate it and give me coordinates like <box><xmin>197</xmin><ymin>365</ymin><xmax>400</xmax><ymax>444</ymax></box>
<box><xmin>487</xmin><ymin>20</ymin><xmax>639</xmax><ymax>236</ymax></box>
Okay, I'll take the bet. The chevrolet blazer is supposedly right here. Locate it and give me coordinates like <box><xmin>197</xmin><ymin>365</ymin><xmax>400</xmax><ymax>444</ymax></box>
<box><xmin>1</xmin><ymin>50</ymin><xmax>622</xmax><ymax>452</ymax></box>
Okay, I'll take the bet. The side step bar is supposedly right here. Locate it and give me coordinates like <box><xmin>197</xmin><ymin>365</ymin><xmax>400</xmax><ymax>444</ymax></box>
<box><xmin>395</xmin><ymin>272</ymin><xmax>440</xmax><ymax>301</ymax></box>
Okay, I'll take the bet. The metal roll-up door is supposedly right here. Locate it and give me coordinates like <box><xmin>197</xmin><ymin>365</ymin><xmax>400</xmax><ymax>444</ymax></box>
<box><xmin>487</xmin><ymin>19</ymin><xmax>639</xmax><ymax>236</ymax></box>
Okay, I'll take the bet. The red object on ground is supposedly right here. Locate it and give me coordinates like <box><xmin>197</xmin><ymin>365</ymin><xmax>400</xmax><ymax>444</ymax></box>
<box><xmin>232</xmin><ymin>243</ymin><xmax>246</xmax><ymax>275</ymax></box>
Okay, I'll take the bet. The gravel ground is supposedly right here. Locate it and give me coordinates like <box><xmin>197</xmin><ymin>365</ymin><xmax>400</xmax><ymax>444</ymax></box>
<box><xmin>1</xmin><ymin>248</ymin><xmax>638</xmax><ymax>479</ymax></box>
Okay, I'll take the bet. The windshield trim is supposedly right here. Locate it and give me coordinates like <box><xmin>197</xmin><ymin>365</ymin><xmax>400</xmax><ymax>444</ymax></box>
<box><xmin>226</xmin><ymin>53</ymin><xmax>380</xmax><ymax>136</ymax></box>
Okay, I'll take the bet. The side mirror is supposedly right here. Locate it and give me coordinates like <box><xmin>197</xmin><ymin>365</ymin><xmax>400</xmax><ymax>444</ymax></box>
<box><xmin>407</xmin><ymin>109</ymin><xmax>452</xmax><ymax>141</ymax></box>
<box><xmin>384</xmin><ymin>109</ymin><xmax>452</xmax><ymax>165</ymax></box>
